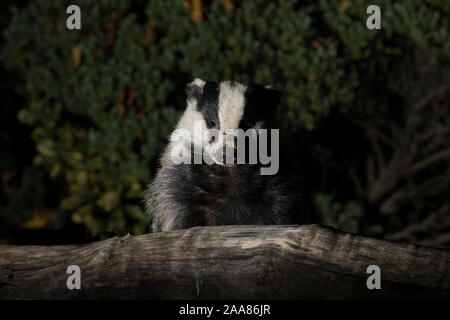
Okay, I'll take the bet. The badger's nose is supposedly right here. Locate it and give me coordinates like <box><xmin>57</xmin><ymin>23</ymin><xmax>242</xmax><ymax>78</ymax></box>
<box><xmin>220</xmin><ymin>144</ymin><xmax>236</xmax><ymax>164</ymax></box>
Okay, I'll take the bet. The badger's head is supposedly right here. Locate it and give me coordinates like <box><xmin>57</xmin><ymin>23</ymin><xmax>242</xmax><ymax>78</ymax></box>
<box><xmin>170</xmin><ymin>78</ymin><xmax>281</xmax><ymax>166</ymax></box>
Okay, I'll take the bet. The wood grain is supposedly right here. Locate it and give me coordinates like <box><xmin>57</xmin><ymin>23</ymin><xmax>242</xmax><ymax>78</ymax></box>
<box><xmin>0</xmin><ymin>225</ymin><xmax>449</xmax><ymax>299</ymax></box>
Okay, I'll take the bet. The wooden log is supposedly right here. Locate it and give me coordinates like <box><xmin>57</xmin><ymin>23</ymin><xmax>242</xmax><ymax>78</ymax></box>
<box><xmin>0</xmin><ymin>224</ymin><xmax>449</xmax><ymax>299</ymax></box>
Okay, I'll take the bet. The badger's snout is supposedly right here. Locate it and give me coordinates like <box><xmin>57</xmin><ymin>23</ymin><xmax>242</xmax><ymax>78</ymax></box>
<box><xmin>209</xmin><ymin>132</ymin><xmax>238</xmax><ymax>165</ymax></box>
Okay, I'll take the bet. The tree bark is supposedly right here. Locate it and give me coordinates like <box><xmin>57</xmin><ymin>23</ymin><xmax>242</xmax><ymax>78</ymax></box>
<box><xmin>0</xmin><ymin>224</ymin><xmax>449</xmax><ymax>299</ymax></box>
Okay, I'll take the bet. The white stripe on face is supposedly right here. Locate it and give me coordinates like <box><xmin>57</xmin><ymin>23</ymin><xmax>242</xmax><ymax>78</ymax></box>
<box><xmin>218</xmin><ymin>81</ymin><xmax>247</xmax><ymax>131</ymax></box>
<box><xmin>204</xmin><ymin>81</ymin><xmax>247</xmax><ymax>165</ymax></box>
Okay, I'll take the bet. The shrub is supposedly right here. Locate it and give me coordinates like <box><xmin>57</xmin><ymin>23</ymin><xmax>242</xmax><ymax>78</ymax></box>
<box><xmin>2</xmin><ymin>0</ymin><xmax>449</xmax><ymax>239</ymax></box>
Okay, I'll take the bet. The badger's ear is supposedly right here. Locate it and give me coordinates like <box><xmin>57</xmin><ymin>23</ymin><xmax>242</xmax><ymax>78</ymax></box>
<box><xmin>246</xmin><ymin>84</ymin><xmax>282</xmax><ymax>118</ymax></box>
<box><xmin>186</xmin><ymin>78</ymin><xmax>206</xmax><ymax>103</ymax></box>
<box><xmin>258</xmin><ymin>85</ymin><xmax>282</xmax><ymax>117</ymax></box>
<box><xmin>262</xmin><ymin>85</ymin><xmax>282</xmax><ymax>106</ymax></box>
<box><xmin>265</xmin><ymin>87</ymin><xmax>282</xmax><ymax>106</ymax></box>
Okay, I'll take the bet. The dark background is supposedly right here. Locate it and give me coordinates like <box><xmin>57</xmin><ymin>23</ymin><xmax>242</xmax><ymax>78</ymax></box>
<box><xmin>0</xmin><ymin>0</ymin><xmax>449</xmax><ymax>248</ymax></box>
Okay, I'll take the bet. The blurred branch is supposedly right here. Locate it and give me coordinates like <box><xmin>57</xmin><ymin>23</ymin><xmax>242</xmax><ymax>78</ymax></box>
<box><xmin>385</xmin><ymin>206</ymin><xmax>450</xmax><ymax>246</ymax></box>
<box><xmin>411</xmin><ymin>148</ymin><xmax>450</xmax><ymax>173</ymax></box>
<box><xmin>367</xmin><ymin>130</ymin><xmax>385</xmax><ymax>169</ymax></box>
<box><xmin>367</xmin><ymin>147</ymin><xmax>406</xmax><ymax>203</ymax></box>
<box><xmin>417</xmin><ymin>126</ymin><xmax>450</xmax><ymax>143</ymax></box>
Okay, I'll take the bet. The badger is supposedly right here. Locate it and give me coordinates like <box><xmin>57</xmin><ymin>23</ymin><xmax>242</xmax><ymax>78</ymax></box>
<box><xmin>144</xmin><ymin>79</ymin><xmax>304</xmax><ymax>232</ymax></box>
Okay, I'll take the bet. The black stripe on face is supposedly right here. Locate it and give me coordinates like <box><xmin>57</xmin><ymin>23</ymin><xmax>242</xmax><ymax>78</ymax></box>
<box><xmin>197</xmin><ymin>81</ymin><xmax>220</xmax><ymax>129</ymax></box>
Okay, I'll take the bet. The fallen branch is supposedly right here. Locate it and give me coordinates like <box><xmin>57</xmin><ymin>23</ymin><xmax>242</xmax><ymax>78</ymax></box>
<box><xmin>0</xmin><ymin>225</ymin><xmax>449</xmax><ymax>299</ymax></box>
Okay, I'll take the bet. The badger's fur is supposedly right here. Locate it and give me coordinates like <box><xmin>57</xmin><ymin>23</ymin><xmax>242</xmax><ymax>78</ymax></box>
<box><xmin>144</xmin><ymin>79</ymin><xmax>302</xmax><ymax>232</ymax></box>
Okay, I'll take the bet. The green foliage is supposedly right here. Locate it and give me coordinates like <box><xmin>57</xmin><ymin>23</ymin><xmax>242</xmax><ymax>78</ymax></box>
<box><xmin>1</xmin><ymin>0</ymin><xmax>449</xmax><ymax>237</ymax></box>
<box><xmin>0</xmin><ymin>166</ymin><xmax>46</xmax><ymax>235</ymax></box>
<box><xmin>314</xmin><ymin>193</ymin><xmax>362</xmax><ymax>234</ymax></box>
<box><xmin>2</xmin><ymin>0</ymin><xmax>181</xmax><ymax>236</ymax></box>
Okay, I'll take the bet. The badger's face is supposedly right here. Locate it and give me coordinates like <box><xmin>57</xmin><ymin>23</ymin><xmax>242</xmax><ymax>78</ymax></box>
<box><xmin>175</xmin><ymin>78</ymin><xmax>281</xmax><ymax>165</ymax></box>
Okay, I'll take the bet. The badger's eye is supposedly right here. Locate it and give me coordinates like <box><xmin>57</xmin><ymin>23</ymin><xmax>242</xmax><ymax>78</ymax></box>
<box><xmin>207</xmin><ymin>119</ymin><xmax>218</xmax><ymax>128</ymax></box>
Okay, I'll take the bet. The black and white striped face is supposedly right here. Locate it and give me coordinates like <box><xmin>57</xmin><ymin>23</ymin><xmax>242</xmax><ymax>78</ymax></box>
<box><xmin>183</xmin><ymin>78</ymin><xmax>280</xmax><ymax>164</ymax></box>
